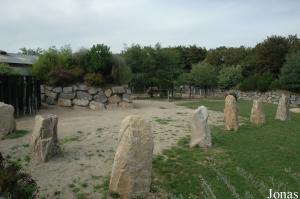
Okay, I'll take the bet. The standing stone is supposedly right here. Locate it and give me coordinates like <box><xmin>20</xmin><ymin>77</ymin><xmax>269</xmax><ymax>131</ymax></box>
<box><xmin>190</xmin><ymin>106</ymin><xmax>212</xmax><ymax>148</ymax></box>
<box><xmin>250</xmin><ymin>99</ymin><xmax>266</xmax><ymax>124</ymax></box>
<box><xmin>275</xmin><ymin>94</ymin><xmax>290</xmax><ymax>121</ymax></box>
<box><xmin>109</xmin><ymin>115</ymin><xmax>153</xmax><ymax>199</ymax></box>
<box><xmin>31</xmin><ymin>114</ymin><xmax>60</xmax><ymax>162</ymax></box>
<box><xmin>224</xmin><ymin>95</ymin><xmax>239</xmax><ymax>131</ymax></box>
<box><xmin>105</xmin><ymin>89</ymin><xmax>112</xmax><ymax>97</ymax></box>
<box><xmin>89</xmin><ymin>101</ymin><xmax>105</xmax><ymax>111</ymax></box>
<box><xmin>0</xmin><ymin>102</ymin><xmax>16</xmax><ymax>136</ymax></box>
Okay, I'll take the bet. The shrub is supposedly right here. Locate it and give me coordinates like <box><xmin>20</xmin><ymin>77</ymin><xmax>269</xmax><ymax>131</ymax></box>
<box><xmin>191</xmin><ymin>63</ymin><xmax>218</xmax><ymax>89</ymax></box>
<box><xmin>87</xmin><ymin>44</ymin><xmax>112</xmax><ymax>75</ymax></box>
<box><xmin>0</xmin><ymin>63</ymin><xmax>19</xmax><ymax>75</ymax></box>
<box><xmin>239</xmin><ymin>75</ymin><xmax>258</xmax><ymax>91</ymax></box>
<box><xmin>111</xmin><ymin>55</ymin><xmax>132</xmax><ymax>84</ymax></box>
<box><xmin>218</xmin><ymin>65</ymin><xmax>242</xmax><ymax>89</ymax></box>
<box><xmin>280</xmin><ymin>52</ymin><xmax>300</xmax><ymax>92</ymax></box>
<box><xmin>256</xmin><ymin>72</ymin><xmax>274</xmax><ymax>92</ymax></box>
<box><xmin>0</xmin><ymin>152</ymin><xmax>37</xmax><ymax>199</ymax></box>
<box><xmin>84</xmin><ymin>73</ymin><xmax>105</xmax><ymax>86</ymax></box>
<box><xmin>48</xmin><ymin>67</ymin><xmax>78</xmax><ymax>86</ymax></box>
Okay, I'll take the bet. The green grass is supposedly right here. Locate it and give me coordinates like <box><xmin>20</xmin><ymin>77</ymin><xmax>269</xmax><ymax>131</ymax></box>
<box><xmin>153</xmin><ymin>99</ymin><xmax>300</xmax><ymax>199</ymax></box>
<box><xmin>1</xmin><ymin>130</ymin><xmax>30</xmax><ymax>140</ymax></box>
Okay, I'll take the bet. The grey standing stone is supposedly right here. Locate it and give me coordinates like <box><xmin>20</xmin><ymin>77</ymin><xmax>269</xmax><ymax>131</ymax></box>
<box><xmin>275</xmin><ymin>94</ymin><xmax>290</xmax><ymax>121</ymax></box>
<box><xmin>109</xmin><ymin>115</ymin><xmax>153</xmax><ymax>199</ymax></box>
<box><xmin>93</xmin><ymin>93</ymin><xmax>107</xmax><ymax>103</ymax></box>
<box><xmin>0</xmin><ymin>102</ymin><xmax>16</xmax><ymax>136</ymax></box>
<box><xmin>250</xmin><ymin>99</ymin><xmax>266</xmax><ymax>124</ymax></box>
<box><xmin>190</xmin><ymin>106</ymin><xmax>212</xmax><ymax>148</ymax></box>
<box><xmin>31</xmin><ymin>114</ymin><xmax>60</xmax><ymax>162</ymax></box>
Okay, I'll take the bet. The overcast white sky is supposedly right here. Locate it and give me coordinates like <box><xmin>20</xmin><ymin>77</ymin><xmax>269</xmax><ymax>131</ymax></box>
<box><xmin>0</xmin><ymin>0</ymin><xmax>300</xmax><ymax>53</ymax></box>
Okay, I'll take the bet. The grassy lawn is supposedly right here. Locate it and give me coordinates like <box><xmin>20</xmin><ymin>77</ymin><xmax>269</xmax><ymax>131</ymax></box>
<box><xmin>152</xmin><ymin>99</ymin><xmax>300</xmax><ymax>199</ymax></box>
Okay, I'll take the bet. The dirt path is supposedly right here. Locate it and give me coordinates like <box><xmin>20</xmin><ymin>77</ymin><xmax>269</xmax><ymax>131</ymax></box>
<box><xmin>0</xmin><ymin>100</ymin><xmax>224</xmax><ymax>199</ymax></box>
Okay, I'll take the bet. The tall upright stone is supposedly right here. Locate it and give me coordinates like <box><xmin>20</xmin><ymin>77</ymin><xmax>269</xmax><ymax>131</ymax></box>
<box><xmin>224</xmin><ymin>95</ymin><xmax>239</xmax><ymax>131</ymax></box>
<box><xmin>275</xmin><ymin>94</ymin><xmax>290</xmax><ymax>121</ymax></box>
<box><xmin>109</xmin><ymin>115</ymin><xmax>153</xmax><ymax>199</ymax></box>
<box><xmin>190</xmin><ymin>106</ymin><xmax>212</xmax><ymax>148</ymax></box>
<box><xmin>250</xmin><ymin>99</ymin><xmax>266</xmax><ymax>124</ymax></box>
<box><xmin>0</xmin><ymin>102</ymin><xmax>16</xmax><ymax>136</ymax></box>
<box><xmin>31</xmin><ymin>114</ymin><xmax>60</xmax><ymax>162</ymax></box>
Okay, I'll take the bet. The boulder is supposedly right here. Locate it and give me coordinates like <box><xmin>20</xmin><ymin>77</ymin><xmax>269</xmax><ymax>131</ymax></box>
<box><xmin>57</xmin><ymin>98</ymin><xmax>72</xmax><ymax>107</ymax></box>
<box><xmin>0</xmin><ymin>102</ymin><xmax>16</xmax><ymax>136</ymax></box>
<box><xmin>63</xmin><ymin>87</ymin><xmax>73</xmax><ymax>94</ymax></box>
<box><xmin>122</xmin><ymin>93</ymin><xmax>132</xmax><ymax>103</ymax></box>
<box><xmin>250</xmin><ymin>99</ymin><xmax>265</xmax><ymax>124</ymax></box>
<box><xmin>45</xmin><ymin>85</ymin><xmax>53</xmax><ymax>91</ymax></box>
<box><xmin>109</xmin><ymin>95</ymin><xmax>121</xmax><ymax>104</ymax></box>
<box><xmin>45</xmin><ymin>89</ymin><xmax>58</xmax><ymax>99</ymax></box>
<box><xmin>76</xmin><ymin>91</ymin><xmax>92</xmax><ymax>100</ymax></box>
<box><xmin>88</xmin><ymin>87</ymin><xmax>100</xmax><ymax>95</ymax></box>
<box><xmin>59</xmin><ymin>93</ymin><xmax>76</xmax><ymax>100</ymax></box>
<box><xmin>53</xmin><ymin>87</ymin><xmax>62</xmax><ymax>93</ymax></box>
<box><xmin>109</xmin><ymin>115</ymin><xmax>153</xmax><ymax>199</ymax></box>
<box><xmin>93</xmin><ymin>93</ymin><xmax>107</xmax><ymax>103</ymax></box>
<box><xmin>224</xmin><ymin>95</ymin><xmax>239</xmax><ymax>131</ymax></box>
<box><xmin>190</xmin><ymin>106</ymin><xmax>212</xmax><ymax>148</ymax></box>
<box><xmin>275</xmin><ymin>94</ymin><xmax>290</xmax><ymax>121</ymax></box>
<box><xmin>77</xmin><ymin>84</ymin><xmax>88</xmax><ymax>91</ymax></box>
<box><xmin>73</xmin><ymin>99</ymin><xmax>89</xmax><ymax>107</ymax></box>
<box><xmin>31</xmin><ymin>114</ymin><xmax>60</xmax><ymax>162</ymax></box>
<box><xmin>105</xmin><ymin>89</ymin><xmax>112</xmax><ymax>97</ymax></box>
<box><xmin>112</xmin><ymin>86</ymin><xmax>125</xmax><ymax>94</ymax></box>
<box><xmin>89</xmin><ymin>101</ymin><xmax>105</xmax><ymax>111</ymax></box>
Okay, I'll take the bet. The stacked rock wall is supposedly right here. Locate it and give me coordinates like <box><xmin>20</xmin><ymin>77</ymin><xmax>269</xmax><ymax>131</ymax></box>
<box><xmin>41</xmin><ymin>84</ymin><xmax>132</xmax><ymax>110</ymax></box>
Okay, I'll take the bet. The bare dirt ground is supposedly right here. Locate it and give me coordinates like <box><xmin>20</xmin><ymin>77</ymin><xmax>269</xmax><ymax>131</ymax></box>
<box><xmin>0</xmin><ymin>100</ymin><xmax>225</xmax><ymax>199</ymax></box>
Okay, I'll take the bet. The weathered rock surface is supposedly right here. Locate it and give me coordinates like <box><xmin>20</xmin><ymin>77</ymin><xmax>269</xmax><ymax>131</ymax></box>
<box><xmin>224</xmin><ymin>95</ymin><xmax>239</xmax><ymax>131</ymax></box>
<box><xmin>60</xmin><ymin>93</ymin><xmax>76</xmax><ymax>100</ymax></box>
<box><xmin>89</xmin><ymin>101</ymin><xmax>105</xmax><ymax>111</ymax></box>
<box><xmin>190</xmin><ymin>106</ymin><xmax>212</xmax><ymax>148</ymax></box>
<box><xmin>250</xmin><ymin>99</ymin><xmax>265</xmax><ymax>124</ymax></box>
<box><xmin>88</xmin><ymin>87</ymin><xmax>100</xmax><ymax>95</ymax></box>
<box><xmin>275</xmin><ymin>94</ymin><xmax>290</xmax><ymax>121</ymax></box>
<box><xmin>0</xmin><ymin>102</ymin><xmax>16</xmax><ymax>136</ymax></box>
<box><xmin>76</xmin><ymin>84</ymin><xmax>88</xmax><ymax>91</ymax></box>
<box><xmin>109</xmin><ymin>95</ymin><xmax>121</xmax><ymax>104</ymax></box>
<box><xmin>53</xmin><ymin>87</ymin><xmax>62</xmax><ymax>93</ymax></box>
<box><xmin>93</xmin><ymin>93</ymin><xmax>107</xmax><ymax>103</ymax></box>
<box><xmin>31</xmin><ymin>114</ymin><xmax>60</xmax><ymax>162</ymax></box>
<box><xmin>57</xmin><ymin>98</ymin><xmax>72</xmax><ymax>107</ymax></box>
<box><xmin>73</xmin><ymin>99</ymin><xmax>89</xmax><ymax>107</ymax></box>
<box><xmin>76</xmin><ymin>91</ymin><xmax>92</xmax><ymax>100</ymax></box>
<box><xmin>63</xmin><ymin>87</ymin><xmax>73</xmax><ymax>94</ymax></box>
<box><xmin>46</xmin><ymin>97</ymin><xmax>56</xmax><ymax>105</ymax></box>
<box><xmin>109</xmin><ymin>115</ymin><xmax>153</xmax><ymax>199</ymax></box>
<box><xmin>112</xmin><ymin>86</ymin><xmax>125</xmax><ymax>94</ymax></box>
<box><xmin>104</xmin><ymin>89</ymin><xmax>112</xmax><ymax>97</ymax></box>
<box><xmin>122</xmin><ymin>93</ymin><xmax>132</xmax><ymax>103</ymax></box>
<box><xmin>45</xmin><ymin>89</ymin><xmax>58</xmax><ymax>99</ymax></box>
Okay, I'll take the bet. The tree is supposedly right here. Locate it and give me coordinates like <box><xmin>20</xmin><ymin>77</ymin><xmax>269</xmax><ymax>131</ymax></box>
<box><xmin>0</xmin><ymin>63</ymin><xmax>19</xmax><ymax>75</ymax></box>
<box><xmin>87</xmin><ymin>44</ymin><xmax>112</xmax><ymax>76</ymax></box>
<box><xmin>19</xmin><ymin>47</ymin><xmax>44</xmax><ymax>55</ymax></box>
<box><xmin>280</xmin><ymin>52</ymin><xmax>300</xmax><ymax>92</ymax></box>
<box><xmin>111</xmin><ymin>55</ymin><xmax>132</xmax><ymax>85</ymax></box>
<box><xmin>191</xmin><ymin>63</ymin><xmax>218</xmax><ymax>96</ymax></box>
<box><xmin>218</xmin><ymin>65</ymin><xmax>242</xmax><ymax>89</ymax></box>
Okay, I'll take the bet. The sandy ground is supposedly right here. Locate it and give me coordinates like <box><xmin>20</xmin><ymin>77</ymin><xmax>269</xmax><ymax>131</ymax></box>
<box><xmin>0</xmin><ymin>100</ymin><xmax>225</xmax><ymax>199</ymax></box>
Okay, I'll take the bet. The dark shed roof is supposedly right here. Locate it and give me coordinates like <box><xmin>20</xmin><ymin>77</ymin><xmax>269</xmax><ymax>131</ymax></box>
<box><xmin>0</xmin><ymin>50</ymin><xmax>38</xmax><ymax>65</ymax></box>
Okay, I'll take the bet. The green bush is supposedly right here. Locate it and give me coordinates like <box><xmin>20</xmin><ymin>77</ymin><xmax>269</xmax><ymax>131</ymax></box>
<box><xmin>239</xmin><ymin>75</ymin><xmax>258</xmax><ymax>91</ymax></box>
<box><xmin>191</xmin><ymin>63</ymin><xmax>218</xmax><ymax>89</ymax></box>
<box><xmin>84</xmin><ymin>73</ymin><xmax>105</xmax><ymax>86</ymax></box>
<box><xmin>87</xmin><ymin>44</ymin><xmax>112</xmax><ymax>75</ymax></box>
<box><xmin>218</xmin><ymin>65</ymin><xmax>242</xmax><ymax>89</ymax></box>
<box><xmin>0</xmin><ymin>63</ymin><xmax>19</xmax><ymax>75</ymax></box>
<box><xmin>256</xmin><ymin>72</ymin><xmax>274</xmax><ymax>92</ymax></box>
<box><xmin>48</xmin><ymin>67</ymin><xmax>79</xmax><ymax>86</ymax></box>
<box><xmin>111</xmin><ymin>55</ymin><xmax>132</xmax><ymax>84</ymax></box>
<box><xmin>0</xmin><ymin>152</ymin><xmax>37</xmax><ymax>199</ymax></box>
<box><xmin>280</xmin><ymin>52</ymin><xmax>300</xmax><ymax>92</ymax></box>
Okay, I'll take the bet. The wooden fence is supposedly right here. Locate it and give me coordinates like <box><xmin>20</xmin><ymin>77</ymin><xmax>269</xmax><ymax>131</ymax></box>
<box><xmin>0</xmin><ymin>75</ymin><xmax>41</xmax><ymax>116</ymax></box>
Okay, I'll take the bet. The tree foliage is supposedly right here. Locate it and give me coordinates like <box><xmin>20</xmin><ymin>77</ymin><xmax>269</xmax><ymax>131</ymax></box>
<box><xmin>87</xmin><ymin>44</ymin><xmax>112</xmax><ymax>75</ymax></box>
<box><xmin>218</xmin><ymin>65</ymin><xmax>242</xmax><ymax>89</ymax></box>
<box><xmin>0</xmin><ymin>63</ymin><xmax>19</xmax><ymax>75</ymax></box>
<box><xmin>191</xmin><ymin>63</ymin><xmax>218</xmax><ymax>89</ymax></box>
<box><xmin>280</xmin><ymin>52</ymin><xmax>300</xmax><ymax>92</ymax></box>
